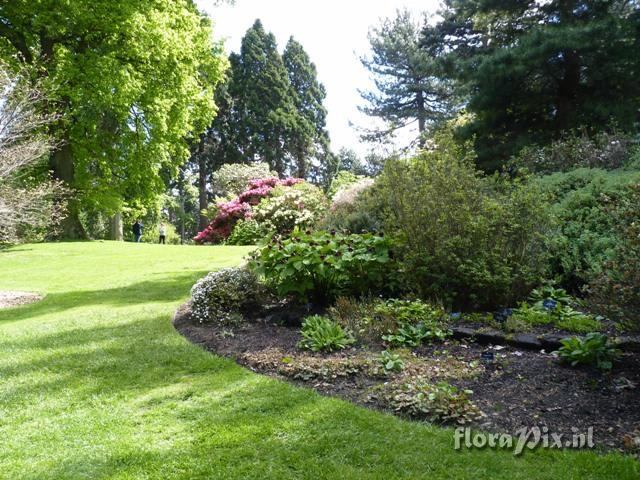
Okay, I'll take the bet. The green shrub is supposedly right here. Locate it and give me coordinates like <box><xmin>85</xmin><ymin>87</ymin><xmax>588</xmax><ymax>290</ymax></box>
<box><xmin>190</xmin><ymin>268</ymin><xmax>264</xmax><ymax>325</ymax></box>
<box><xmin>374</xmin><ymin>299</ymin><xmax>447</xmax><ymax>326</ymax></box>
<box><xmin>250</xmin><ymin>229</ymin><xmax>395</xmax><ymax>304</ymax></box>
<box><xmin>377</xmin><ymin>131</ymin><xmax>552</xmax><ymax>310</ymax></box>
<box><xmin>226</xmin><ymin>219</ymin><xmax>270</xmax><ymax>245</ymax></box>
<box><xmin>379</xmin><ymin>350</ymin><xmax>405</xmax><ymax>373</ymax></box>
<box><xmin>298</xmin><ymin>315</ymin><xmax>355</xmax><ymax>352</ymax></box>
<box><xmin>556</xmin><ymin>333</ymin><xmax>620</xmax><ymax>371</ymax></box>
<box><xmin>589</xmin><ymin>183</ymin><xmax>640</xmax><ymax>331</ymax></box>
<box><xmin>252</xmin><ymin>182</ymin><xmax>328</xmax><ymax>235</ymax></box>
<box><xmin>320</xmin><ymin>177</ymin><xmax>383</xmax><ymax>234</ymax></box>
<box><xmin>384</xmin><ymin>379</ymin><xmax>484</xmax><ymax>424</ymax></box>
<box><xmin>505</xmin><ymin>303</ymin><xmax>553</xmax><ymax>332</ymax></box>
<box><xmin>140</xmin><ymin>222</ymin><xmax>180</xmax><ymax>244</ymax></box>
<box><xmin>534</xmin><ymin>168</ymin><xmax>640</xmax><ymax>290</ymax></box>
<box><xmin>555</xmin><ymin>313</ymin><xmax>603</xmax><ymax>334</ymax></box>
<box><xmin>511</xmin><ymin>131</ymin><xmax>637</xmax><ymax>174</ymax></box>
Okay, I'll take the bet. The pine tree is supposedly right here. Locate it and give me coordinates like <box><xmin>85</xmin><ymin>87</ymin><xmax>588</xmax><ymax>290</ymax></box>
<box><xmin>359</xmin><ymin>9</ymin><xmax>456</xmax><ymax>148</ymax></box>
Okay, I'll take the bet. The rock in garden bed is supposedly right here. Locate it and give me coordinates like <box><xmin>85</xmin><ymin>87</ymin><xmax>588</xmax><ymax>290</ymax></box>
<box><xmin>174</xmin><ymin>302</ymin><xmax>640</xmax><ymax>454</ymax></box>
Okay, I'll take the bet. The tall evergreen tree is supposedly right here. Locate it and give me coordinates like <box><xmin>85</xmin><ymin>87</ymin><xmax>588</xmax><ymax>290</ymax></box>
<box><xmin>233</xmin><ymin>19</ymin><xmax>298</xmax><ymax>175</ymax></box>
<box><xmin>359</xmin><ymin>9</ymin><xmax>456</xmax><ymax>148</ymax></box>
<box><xmin>283</xmin><ymin>37</ymin><xmax>330</xmax><ymax>178</ymax></box>
<box><xmin>438</xmin><ymin>0</ymin><xmax>640</xmax><ymax>170</ymax></box>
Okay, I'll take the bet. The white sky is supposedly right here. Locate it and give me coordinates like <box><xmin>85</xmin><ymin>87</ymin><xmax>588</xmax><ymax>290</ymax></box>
<box><xmin>195</xmin><ymin>0</ymin><xmax>441</xmax><ymax>156</ymax></box>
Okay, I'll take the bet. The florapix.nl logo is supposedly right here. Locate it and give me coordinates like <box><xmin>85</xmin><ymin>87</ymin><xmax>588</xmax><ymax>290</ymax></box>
<box><xmin>454</xmin><ymin>426</ymin><xmax>594</xmax><ymax>456</ymax></box>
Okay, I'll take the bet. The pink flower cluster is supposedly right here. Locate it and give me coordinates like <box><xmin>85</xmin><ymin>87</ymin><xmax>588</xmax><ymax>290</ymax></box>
<box><xmin>194</xmin><ymin>177</ymin><xmax>303</xmax><ymax>244</ymax></box>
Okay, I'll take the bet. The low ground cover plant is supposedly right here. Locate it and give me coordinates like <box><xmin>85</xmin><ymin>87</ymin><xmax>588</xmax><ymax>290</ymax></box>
<box><xmin>555</xmin><ymin>333</ymin><xmax>620</xmax><ymax>371</ymax></box>
<box><xmin>383</xmin><ymin>379</ymin><xmax>484</xmax><ymax>424</ymax></box>
<box><xmin>298</xmin><ymin>315</ymin><xmax>355</xmax><ymax>352</ymax></box>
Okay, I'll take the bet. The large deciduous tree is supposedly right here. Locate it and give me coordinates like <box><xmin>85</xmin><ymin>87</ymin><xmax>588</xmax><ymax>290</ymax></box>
<box><xmin>359</xmin><ymin>9</ymin><xmax>456</xmax><ymax>148</ymax></box>
<box><xmin>0</xmin><ymin>0</ymin><xmax>226</xmax><ymax>238</ymax></box>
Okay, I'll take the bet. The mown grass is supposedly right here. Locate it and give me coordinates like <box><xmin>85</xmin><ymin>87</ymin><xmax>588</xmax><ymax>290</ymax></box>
<box><xmin>0</xmin><ymin>241</ymin><xmax>637</xmax><ymax>479</ymax></box>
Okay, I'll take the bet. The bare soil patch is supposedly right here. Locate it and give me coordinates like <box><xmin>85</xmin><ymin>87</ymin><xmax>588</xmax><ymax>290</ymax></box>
<box><xmin>0</xmin><ymin>291</ymin><xmax>42</xmax><ymax>308</ymax></box>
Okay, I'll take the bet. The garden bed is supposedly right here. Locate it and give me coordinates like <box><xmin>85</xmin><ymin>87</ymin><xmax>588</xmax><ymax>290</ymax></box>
<box><xmin>174</xmin><ymin>302</ymin><xmax>640</xmax><ymax>454</ymax></box>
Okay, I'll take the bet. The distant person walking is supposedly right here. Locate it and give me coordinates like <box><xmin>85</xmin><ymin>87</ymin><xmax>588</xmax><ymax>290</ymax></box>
<box><xmin>132</xmin><ymin>220</ymin><xmax>143</xmax><ymax>243</ymax></box>
<box><xmin>159</xmin><ymin>223</ymin><xmax>167</xmax><ymax>244</ymax></box>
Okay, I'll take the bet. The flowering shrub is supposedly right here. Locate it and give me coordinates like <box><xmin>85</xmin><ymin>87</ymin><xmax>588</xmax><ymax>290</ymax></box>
<box><xmin>190</xmin><ymin>267</ymin><xmax>264</xmax><ymax>325</ymax></box>
<box><xmin>321</xmin><ymin>177</ymin><xmax>382</xmax><ymax>233</ymax></box>
<box><xmin>249</xmin><ymin>229</ymin><xmax>396</xmax><ymax>304</ymax></box>
<box><xmin>212</xmin><ymin>162</ymin><xmax>276</xmax><ymax>197</ymax></box>
<box><xmin>194</xmin><ymin>177</ymin><xmax>303</xmax><ymax>244</ymax></box>
<box><xmin>252</xmin><ymin>182</ymin><xmax>328</xmax><ymax>234</ymax></box>
<box><xmin>331</xmin><ymin>178</ymin><xmax>374</xmax><ymax>209</ymax></box>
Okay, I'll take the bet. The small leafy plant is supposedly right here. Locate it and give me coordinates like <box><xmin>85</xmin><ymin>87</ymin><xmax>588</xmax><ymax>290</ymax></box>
<box><xmin>384</xmin><ymin>379</ymin><xmax>484</xmax><ymax>424</ymax></box>
<box><xmin>379</xmin><ymin>350</ymin><xmax>405</xmax><ymax>373</ymax></box>
<box><xmin>556</xmin><ymin>333</ymin><xmax>620</xmax><ymax>370</ymax></box>
<box><xmin>382</xmin><ymin>323</ymin><xmax>450</xmax><ymax>347</ymax></box>
<box><xmin>298</xmin><ymin>315</ymin><xmax>355</xmax><ymax>352</ymax></box>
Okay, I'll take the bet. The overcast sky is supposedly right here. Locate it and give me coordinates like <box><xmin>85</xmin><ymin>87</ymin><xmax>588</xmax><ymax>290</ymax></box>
<box><xmin>195</xmin><ymin>0</ymin><xmax>441</xmax><ymax>156</ymax></box>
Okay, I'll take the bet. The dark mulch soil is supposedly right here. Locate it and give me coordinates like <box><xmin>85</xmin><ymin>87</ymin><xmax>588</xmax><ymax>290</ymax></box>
<box><xmin>174</xmin><ymin>303</ymin><xmax>640</xmax><ymax>454</ymax></box>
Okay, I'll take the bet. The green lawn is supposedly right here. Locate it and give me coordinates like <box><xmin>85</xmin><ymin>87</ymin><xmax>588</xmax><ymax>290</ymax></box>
<box><xmin>0</xmin><ymin>241</ymin><xmax>637</xmax><ymax>479</ymax></box>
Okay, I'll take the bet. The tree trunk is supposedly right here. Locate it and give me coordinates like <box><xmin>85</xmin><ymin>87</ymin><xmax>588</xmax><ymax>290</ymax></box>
<box><xmin>555</xmin><ymin>49</ymin><xmax>580</xmax><ymax>133</ymax></box>
<box><xmin>110</xmin><ymin>212</ymin><xmax>124</xmax><ymax>241</ymax></box>
<box><xmin>52</xmin><ymin>140</ymin><xmax>87</xmax><ymax>239</ymax></box>
<box><xmin>416</xmin><ymin>90</ymin><xmax>427</xmax><ymax>148</ymax></box>
<box><xmin>198</xmin><ymin>151</ymin><xmax>209</xmax><ymax>232</ymax></box>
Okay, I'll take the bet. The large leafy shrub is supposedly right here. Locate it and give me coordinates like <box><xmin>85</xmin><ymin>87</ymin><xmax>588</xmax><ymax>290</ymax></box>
<box><xmin>190</xmin><ymin>268</ymin><xmax>264</xmax><ymax>325</ymax></box>
<box><xmin>589</xmin><ymin>183</ymin><xmax>640</xmax><ymax>330</ymax></box>
<box><xmin>534</xmin><ymin>168</ymin><xmax>640</xmax><ymax>290</ymax></box>
<box><xmin>377</xmin><ymin>132</ymin><xmax>552</xmax><ymax>310</ymax></box>
<box><xmin>252</xmin><ymin>182</ymin><xmax>328</xmax><ymax>234</ymax></box>
<box><xmin>250</xmin><ymin>229</ymin><xmax>395</xmax><ymax>304</ymax></box>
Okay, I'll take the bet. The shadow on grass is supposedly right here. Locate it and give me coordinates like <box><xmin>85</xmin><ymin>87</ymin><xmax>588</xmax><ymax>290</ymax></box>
<box><xmin>0</xmin><ymin>270</ymin><xmax>210</xmax><ymax>324</ymax></box>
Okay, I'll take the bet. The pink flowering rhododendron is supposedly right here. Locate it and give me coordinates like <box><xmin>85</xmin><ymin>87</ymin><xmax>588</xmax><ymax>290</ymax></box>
<box><xmin>194</xmin><ymin>177</ymin><xmax>304</xmax><ymax>244</ymax></box>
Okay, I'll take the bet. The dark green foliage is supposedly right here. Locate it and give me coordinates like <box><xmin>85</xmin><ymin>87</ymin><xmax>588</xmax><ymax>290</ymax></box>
<box><xmin>589</xmin><ymin>183</ymin><xmax>640</xmax><ymax>330</ymax></box>
<box><xmin>250</xmin><ymin>229</ymin><xmax>395</xmax><ymax>304</ymax></box>
<box><xmin>435</xmin><ymin>0</ymin><xmax>640</xmax><ymax>170</ymax></box>
<box><xmin>298</xmin><ymin>315</ymin><xmax>355</xmax><ymax>352</ymax></box>
<box><xmin>376</xmin><ymin>131</ymin><xmax>552</xmax><ymax>310</ymax></box>
<box><xmin>283</xmin><ymin>37</ymin><xmax>330</xmax><ymax>179</ymax></box>
<box><xmin>556</xmin><ymin>333</ymin><xmax>620</xmax><ymax>371</ymax></box>
<box><xmin>534</xmin><ymin>168</ymin><xmax>640</xmax><ymax>290</ymax></box>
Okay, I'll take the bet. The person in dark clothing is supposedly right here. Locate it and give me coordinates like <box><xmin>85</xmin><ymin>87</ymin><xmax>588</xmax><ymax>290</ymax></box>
<box><xmin>158</xmin><ymin>223</ymin><xmax>166</xmax><ymax>244</ymax></box>
<box><xmin>132</xmin><ymin>220</ymin><xmax>143</xmax><ymax>243</ymax></box>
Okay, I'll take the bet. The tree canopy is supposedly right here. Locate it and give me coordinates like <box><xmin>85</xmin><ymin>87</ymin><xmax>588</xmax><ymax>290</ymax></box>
<box><xmin>0</xmin><ymin>0</ymin><xmax>226</xmax><ymax>237</ymax></box>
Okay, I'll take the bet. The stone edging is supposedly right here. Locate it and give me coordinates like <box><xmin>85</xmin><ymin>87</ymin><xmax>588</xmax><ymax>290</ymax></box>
<box><xmin>451</xmin><ymin>326</ymin><xmax>640</xmax><ymax>352</ymax></box>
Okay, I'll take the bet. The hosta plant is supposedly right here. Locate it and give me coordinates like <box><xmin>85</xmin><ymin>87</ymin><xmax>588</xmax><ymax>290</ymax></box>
<box><xmin>298</xmin><ymin>315</ymin><xmax>355</xmax><ymax>352</ymax></box>
<box><xmin>382</xmin><ymin>323</ymin><xmax>451</xmax><ymax>347</ymax></box>
<box><xmin>555</xmin><ymin>333</ymin><xmax>620</xmax><ymax>370</ymax></box>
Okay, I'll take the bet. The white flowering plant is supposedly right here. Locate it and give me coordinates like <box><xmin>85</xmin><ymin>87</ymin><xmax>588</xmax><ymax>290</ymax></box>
<box><xmin>190</xmin><ymin>267</ymin><xmax>264</xmax><ymax>325</ymax></box>
<box><xmin>252</xmin><ymin>182</ymin><xmax>328</xmax><ymax>234</ymax></box>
